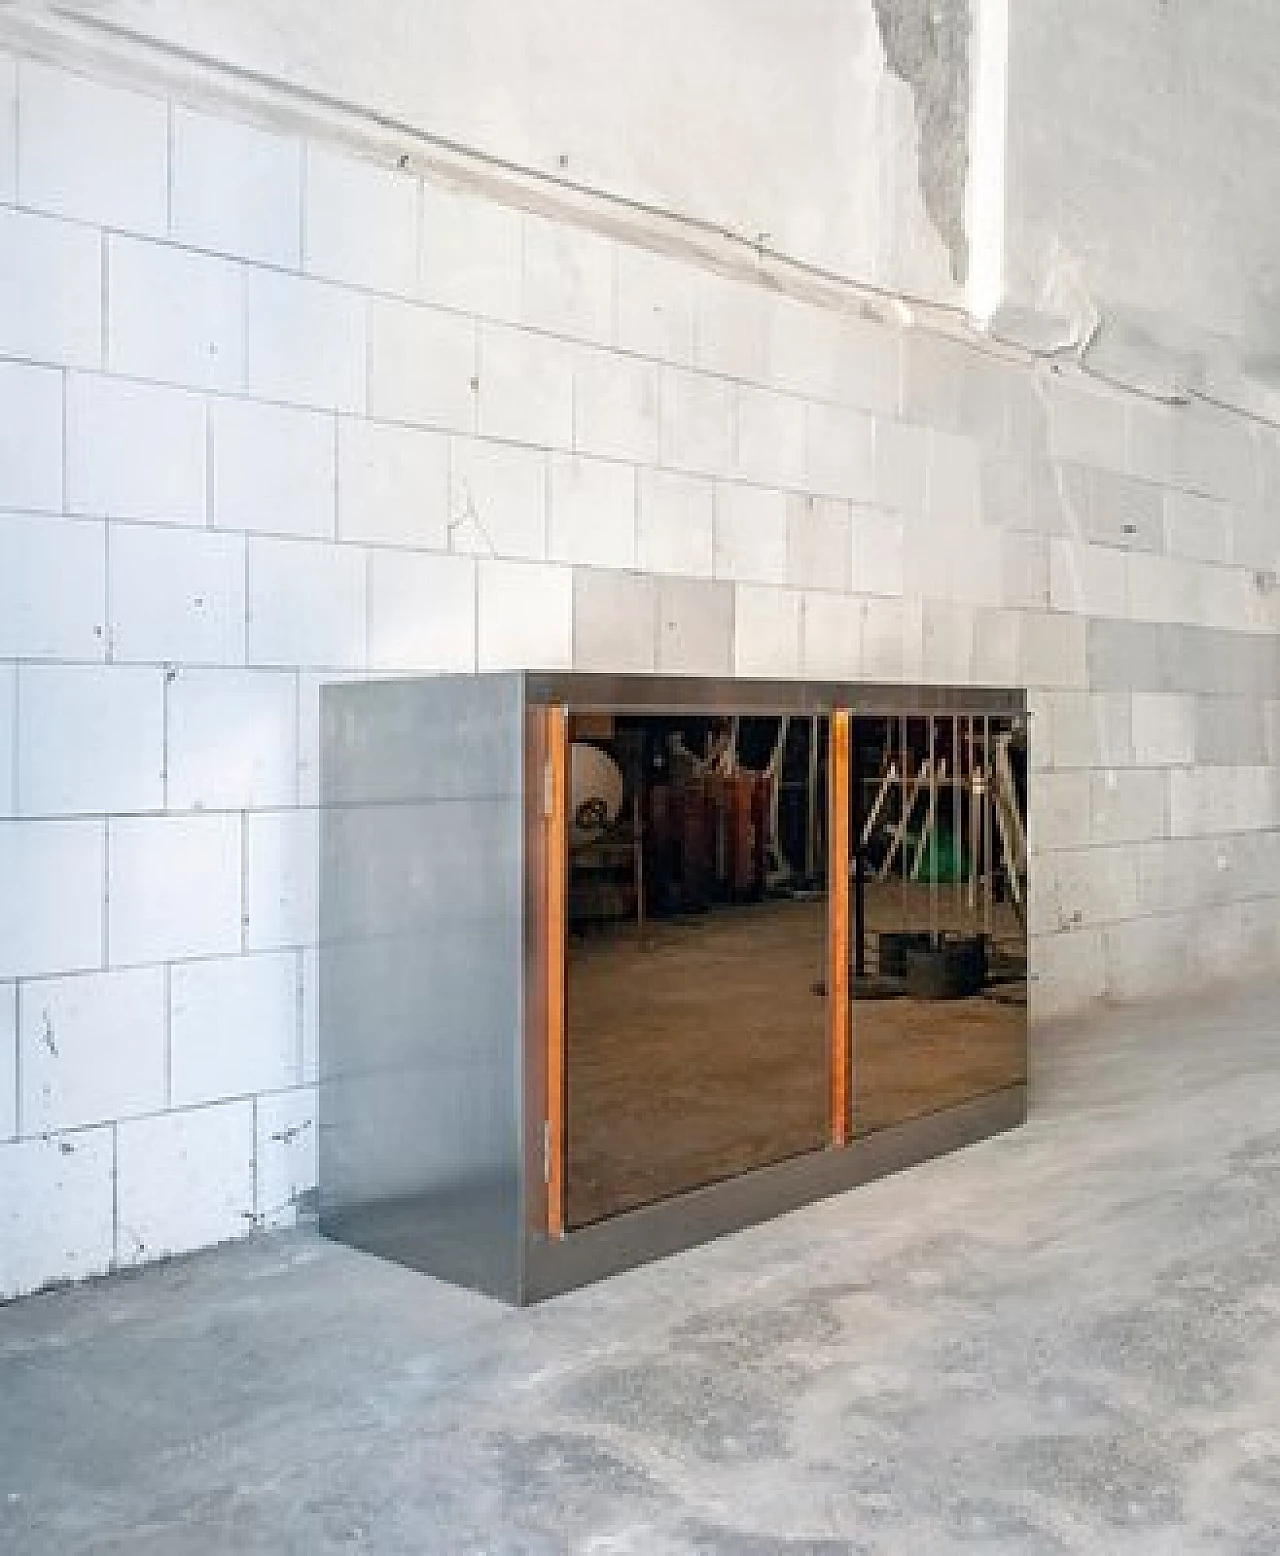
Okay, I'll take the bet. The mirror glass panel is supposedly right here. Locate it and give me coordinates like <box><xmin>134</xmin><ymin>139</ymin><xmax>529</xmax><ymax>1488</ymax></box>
<box><xmin>565</xmin><ymin>712</ymin><xmax>831</xmax><ymax>1228</ymax></box>
<box><xmin>849</xmin><ymin>711</ymin><xmax>1028</xmax><ymax>1135</ymax></box>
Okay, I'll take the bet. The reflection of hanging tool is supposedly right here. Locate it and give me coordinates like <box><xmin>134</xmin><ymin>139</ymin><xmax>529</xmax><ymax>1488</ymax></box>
<box><xmin>991</xmin><ymin>729</ymin><xmax>1027</xmax><ymax>923</ymax></box>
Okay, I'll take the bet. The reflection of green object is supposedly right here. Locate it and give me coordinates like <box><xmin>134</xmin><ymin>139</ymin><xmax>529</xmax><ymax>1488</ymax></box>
<box><xmin>910</xmin><ymin>826</ymin><xmax>967</xmax><ymax>884</ymax></box>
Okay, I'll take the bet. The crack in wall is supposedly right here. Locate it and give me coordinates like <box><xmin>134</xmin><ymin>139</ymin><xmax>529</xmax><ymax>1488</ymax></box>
<box><xmin>873</xmin><ymin>0</ymin><xmax>972</xmax><ymax>285</ymax></box>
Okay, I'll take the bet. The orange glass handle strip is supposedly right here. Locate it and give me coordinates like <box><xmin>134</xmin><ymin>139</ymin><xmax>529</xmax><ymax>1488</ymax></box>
<box><xmin>545</xmin><ymin>705</ymin><xmax>568</xmax><ymax>1238</ymax></box>
<box><xmin>829</xmin><ymin>710</ymin><xmax>852</xmax><ymax>1146</ymax></box>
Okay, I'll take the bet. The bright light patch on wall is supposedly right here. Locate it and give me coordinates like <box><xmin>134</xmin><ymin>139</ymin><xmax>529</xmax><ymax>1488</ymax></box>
<box><xmin>967</xmin><ymin>0</ymin><xmax>1009</xmax><ymax>326</ymax></box>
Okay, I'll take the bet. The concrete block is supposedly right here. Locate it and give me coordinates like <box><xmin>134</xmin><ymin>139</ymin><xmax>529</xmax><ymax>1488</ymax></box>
<box><xmin>694</xmin><ymin>272</ymin><xmax>768</xmax><ymax>383</ymax></box>
<box><xmin>0</xmin><ymin>361</ymin><xmax>62</xmax><ymax>513</ymax></box>
<box><xmin>108</xmin><ymin>236</ymin><xmax>244</xmax><ymax>392</ymax></box>
<box><xmin>738</xmin><ymin>385</ymin><xmax>806</xmax><ymax>488</ymax></box>
<box><xmin>171</xmin><ymin>951</ymin><xmax>298</xmax><ymax>1107</ymax></box>
<box><xmin>1084</xmin><ymin>468</ymin><xmax>1164</xmax><ymax>553</ymax></box>
<box><xmin>926</xmin><ymin>431</ymin><xmax>982</xmax><ymax>527</ymax></box>
<box><xmin>0</xmin><ymin>667</ymin><xmax>12</xmax><ymax>819</ymax></box>
<box><xmin>574</xmin><ymin>348</ymin><xmax>660</xmax><ymax>464</ymax></box>
<box><xmin>245</xmin><ymin>809</ymin><xmax>319</xmax><ymax>952</ymax></box>
<box><xmin>109</xmin><ymin>525</ymin><xmax>245</xmax><ymax>667</ymax></box>
<box><xmin>247</xmin><ymin>537</ymin><xmax>366</xmax><ymax>670</ymax></box>
<box><xmin>337</xmin><ymin>418</ymin><xmax>448</xmax><ymax>549</ymax></box>
<box><xmin>1047</xmin><ymin>692</ymin><xmax>1133</xmax><ymax>771</ymax></box>
<box><xmin>167</xmin><ymin>668</ymin><xmax>297</xmax><ymax>811</ymax></box>
<box><xmin>305</xmin><ymin>145</ymin><xmax>418</xmax><ymax>296</ymax></box>
<box><xmin>766</xmin><ymin>298</ymin><xmax>899</xmax><ymax>415</ymax></box>
<box><xmin>615</xmin><ymin>244</ymin><xmax>696</xmax><ymax>364</ymax></box>
<box><xmin>1031</xmin><ymin>845</ymin><xmax>1140</xmax><ymax>938</ymax></box>
<box><xmin>0</xmin><ymin>207</ymin><xmax>100</xmax><ymax>368</ymax></box>
<box><xmin>367</xmin><ymin>549</ymin><xmax>476</xmax><ymax>672</ymax></box>
<box><xmin>861</xmin><ymin>597</ymin><xmax>912</xmax><ymax>681</ymax></box>
<box><xmin>549</xmin><ymin>454</ymin><xmax>636</xmax><ymax>569</ymax></box>
<box><xmin>1028</xmin><ymin>926</ymin><xmax>1104</xmax><ymax>1025</ymax></box>
<box><xmin>1195</xmin><ymin>696</ymin><xmax>1267</xmax><ymax>767</ymax></box>
<box><xmin>971</xmin><ymin>609</ymin><xmax>1021</xmax><ymax>685</ymax></box>
<box><xmin>368</xmin><ymin>297</ymin><xmax>476</xmax><ymax>435</ymax></box>
<box><xmin>981</xmin><ymin>454</ymin><xmax>1071</xmax><ymax>535</ymax></box>
<box><xmin>851</xmin><ymin>509</ymin><xmax>904</xmax><ymax>597</ymax></box>
<box><xmin>656</xmin><ymin>576</ymin><xmax>734</xmax><ymax>676</ymax></box>
<box><xmin>636</xmin><ymin>468</ymin><xmax>714</xmax><ymax>579</ymax></box>
<box><xmin>660</xmin><ymin>368</ymin><xmax>736</xmax><ymax>478</ymax></box>
<box><xmin>0</xmin><ymin>514</ymin><xmax>105</xmax><ymax>661</ymax></box>
<box><xmin>18</xmin><ymin>60</ymin><xmax>167</xmax><ymax>235</ymax></box>
<box><xmin>0</xmin><ymin>1128</ymin><xmax>114</xmax><ymax>1299</ymax></box>
<box><xmin>1002</xmin><ymin>533</ymin><xmax>1051</xmax><ymax>611</ymax></box>
<box><xmin>1029</xmin><ymin>770</ymin><xmax>1091</xmax><ymax>854</ymax></box>
<box><xmin>478</xmin><ymin>324</ymin><xmax>574</xmax><ymax>449</ymax></box>
<box><xmin>0</xmin><ymin>819</ymin><xmax>104</xmax><ymax>979</ymax></box>
<box><xmin>572</xmin><ymin>569</ymin><xmax>656</xmax><ymax>673</ymax></box>
<box><xmin>115</xmin><ymin>1100</ymin><xmax>254</xmax><ymax>1266</ymax></box>
<box><xmin>477</xmin><ymin>560</ymin><xmax>572</xmax><ymax>670</ymax></box>
<box><xmin>1165</xmin><ymin>490</ymin><xmax>1231</xmax><ymax>565</ymax></box>
<box><xmin>734</xmin><ymin>585</ymin><xmax>802</xmax><ymax>679</ymax></box>
<box><xmin>522</xmin><ymin>213</ymin><xmax>613</xmax><ymax>343</ymax></box>
<box><xmin>1135</xmin><ymin>836</ymin><xmax>1239</xmax><ymax>918</ymax></box>
<box><xmin>1131</xmin><ymin>692</ymin><xmax>1196</xmax><ymax>766</ymax></box>
<box><xmin>1230</xmin><ymin>505</ymin><xmax>1278</xmax><ymax>573</ymax></box>
<box><xmin>1102</xmin><ymin>915</ymin><xmax>1195</xmax><ymax>1003</ymax></box>
<box><xmin>256</xmin><ymin>1086</ymin><xmax>318</xmax><ymax>1229</ymax></box>
<box><xmin>0</xmin><ymin>982</ymin><xmax>12</xmax><ymax>1139</ymax></box>
<box><xmin>18</xmin><ymin>665</ymin><xmax>164</xmax><ymax>818</ymax></box>
<box><xmin>802</xmin><ymin>592</ymin><xmax>860</xmax><ymax>679</ymax></box>
<box><xmin>922</xmin><ymin>601</ymin><xmax>975</xmax><ymax>684</ymax></box>
<box><xmin>1019</xmin><ymin>612</ymin><xmax>1088</xmax><ymax>690</ymax></box>
<box><xmin>1090</xmin><ymin>768</ymin><xmax>1167</xmax><ymax>846</ymax></box>
<box><xmin>300</xmin><ymin>946</ymin><xmax>318</xmax><ymax>1084</ymax></box>
<box><xmin>172</xmin><ymin>107</ymin><xmax>301</xmax><ymax>267</ymax></box>
<box><xmin>0</xmin><ymin>55</ymin><xmax>14</xmax><ymax>203</ymax></box>
<box><xmin>714</xmin><ymin>482</ymin><xmax>787</xmax><ymax>585</ymax></box>
<box><xmin>244</xmin><ymin>268</ymin><xmax>365</xmax><ymax>413</ymax></box>
<box><xmin>68</xmin><ymin>375</ymin><xmax>207</xmax><ymax>527</ymax></box>
<box><xmin>1126</xmin><ymin>402</ymin><xmax>1175</xmax><ymax>485</ymax></box>
<box><xmin>806</xmin><ymin>402</ymin><xmax>877</xmax><ymax>502</ymax></box>
<box><xmin>1087</xmin><ymin>619</ymin><xmax>1174</xmax><ymax>694</ymax></box>
<box><xmin>1171</xmin><ymin>401</ymin><xmax>1259</xmax><ymax>507</ymax></box>
<box><xmin>874</xmin><ymin>420</ymin><xmax>928</xmax><ymax>516</ymax></box>
<box><xmin>20</xmin><ymin>966</ymin><xmax>166</xmax><ymax>1133</ymax></box>
<box><xmin>109</xmin><ymin>813</ymin><xmax>240</xmax><ymax>966</ymax></box>
<box><xmin>449</xmin><ymin>437</ymin><xmax>546</xmax><ymax>561</ymax></box>
<box><xmin>1048</xmin><ymin>538</ymin><xmax>1128</xmax><ymax>619</ymax></box>
<box><xmin>420</xmin><ymin>179</ymin><xmax>522</xmax><ymax>320</ymax></box>
<box><xmin>1045</xmin><ymin>376</ymin><xmax>1128</xmax><ymax>471</ymax></box>
<box><xmin>786</xmin><ymin>494</ymin><xmax>850</xmax><ymax>592</ymax></box>
<box><xmin>212</xmin><ymin>398</ymin><xmax>334</xmax><ymax>540</ymax></box>
<box><xmin>1170</xmin><ymin>765</ymin><xmax>1275</xmax><ymax>839</ymax></box>
<box><xmin>901</xmin><ymin>332</ymin><xmax>1009</xmax><ymax>447</ymax></box>
<box><xmin>904</xmin><ymin>520</ymin><xmax>1001</xmax><ymax>609</ymax></box>
<box><xmin>1267</xmin><ymin>700</ymin><xmax>1280</xmax><ymax>766</ymax></box>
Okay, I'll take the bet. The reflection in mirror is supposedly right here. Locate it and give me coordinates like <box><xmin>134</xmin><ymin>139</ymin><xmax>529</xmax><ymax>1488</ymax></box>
<box><xmin>849</xmin><ymin>711</ymin><xmax>1027</xmax><ymax>1136</ymax></box>
<box><xmin>565</xmin><ymin>712</ymin><xmax>830</xmax><ymax>1228</ymax></box>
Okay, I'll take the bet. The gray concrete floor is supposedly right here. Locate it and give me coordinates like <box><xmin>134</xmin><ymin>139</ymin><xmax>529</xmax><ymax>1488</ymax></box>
<box><xmin>3</xmin><ymin>982</ymin><xmax>1280</xmax><ymax>1555</ymax></box>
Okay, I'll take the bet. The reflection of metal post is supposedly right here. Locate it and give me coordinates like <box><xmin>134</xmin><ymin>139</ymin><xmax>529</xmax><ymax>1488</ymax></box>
<box><xmin>853</xmin><ymin>723</ymin><xmax>866</xmax><ymax>979</ymax></box>
<box><xmin>953</xmin><ymin>714</ymin><xmax>962</xmax><ymax>923</ymax></box>
<box><xmin>928</xmin><ymin>716</ymin><xmax>938</xmax><ymax>945</ymax></box>
<box><xmin>983</xmin><ymin>715</ymin><xmax>993</xmax><ymax>942</ymax></box>
<box><xmin>828</xmin><ymin>710</ymin><xmax>852</xmax><ymax>1146</ymax></box>
<box><xmin>805</xmin><ymin>714</ymin><xmax>819</xmax><ymax>879</ymax></box>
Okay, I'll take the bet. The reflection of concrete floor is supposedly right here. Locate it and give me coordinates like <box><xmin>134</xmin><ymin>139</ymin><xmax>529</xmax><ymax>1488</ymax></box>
<box><xmin>5</xmin><ymin>980</ymin><xmax>1279</xmax><ymax>1552</ymax></box>
<box><xmin>567</xmin><ymin>890</ymin><xmax>1025</xmax><ymax>1228</ymax></box>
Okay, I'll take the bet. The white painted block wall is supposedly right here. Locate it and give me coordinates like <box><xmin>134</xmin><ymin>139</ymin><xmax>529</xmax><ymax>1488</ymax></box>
<box><xmin>0</xmin><ymin>52</ymin><xmax>1277</xmax><ymax>1300</ymax></box>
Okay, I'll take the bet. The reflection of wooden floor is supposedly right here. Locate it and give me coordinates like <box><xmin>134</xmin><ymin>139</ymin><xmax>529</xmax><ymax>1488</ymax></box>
<box><xmin>565</xmin><ymin>892</ymin><xmax>1026</xmax><ymax>1229</ymax></box>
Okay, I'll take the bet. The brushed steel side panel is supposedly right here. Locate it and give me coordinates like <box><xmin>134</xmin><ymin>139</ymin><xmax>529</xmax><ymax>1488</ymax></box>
<box><xmin>319</xmin><ymin>674</ymin><xmax>525</xmax><ymax>1302</ymax></box>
